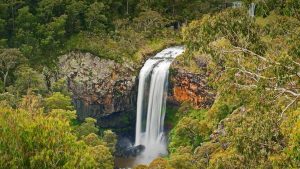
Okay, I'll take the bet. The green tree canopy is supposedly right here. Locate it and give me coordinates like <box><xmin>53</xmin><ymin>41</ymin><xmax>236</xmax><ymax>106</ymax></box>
<box><xmin>0</xmin><ymin>107</ymin><xmax>113</xmax><ymax>169</ymax></box>
<box><xmin>45</xmin><ymin>92</ymin><xmax>73</xmax><ymax>111</ymax></box>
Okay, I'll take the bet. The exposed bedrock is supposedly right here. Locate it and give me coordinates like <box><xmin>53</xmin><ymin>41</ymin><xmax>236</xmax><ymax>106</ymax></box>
<box><xmin>59</xmin><ymin>52</ymin><xmax>138</xmax><ymax>135</ymax></box>
<box><xmin>169</xmin><ymin>57</ymin><xmax>216</xmax><ymax>109</ymax></box>
<box><xmin>59</xmin><ymin>51</ymin><xmax>215</xmax><ymax>135</ymax></box>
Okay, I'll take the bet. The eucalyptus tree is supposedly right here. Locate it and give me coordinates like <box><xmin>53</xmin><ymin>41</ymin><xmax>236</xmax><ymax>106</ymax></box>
<box><xmin>181</xmin><ymin>7</ymin><xmax>300</xmax><ymax>167</ymax></box>
<box><xmin>0</xmin><ymin>48</ymin><xmax>26</xmax><ymax>91</ymax></box>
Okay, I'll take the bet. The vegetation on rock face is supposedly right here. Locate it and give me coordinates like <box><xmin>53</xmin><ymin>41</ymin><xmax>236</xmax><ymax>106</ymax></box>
<box><xmin>162</xmin><ymin>1</ymin><xmax>300</xmax><ymax>169</ymax></box>
<box><xmin>0</xmin><ymin>0</ymin><xmax>299</xmax><ymax>168</ymax></box>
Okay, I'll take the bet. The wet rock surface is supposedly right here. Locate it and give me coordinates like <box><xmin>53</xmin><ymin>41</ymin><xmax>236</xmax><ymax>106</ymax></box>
<box><xmin>118</xmin><ymin>145</ymin><xmax>145</xmax><ymax>157</ymax></box>
<box><xmin>115</xmin><ymin>137</ymin><xmax>145</xmax><ymax>157</ymax></box>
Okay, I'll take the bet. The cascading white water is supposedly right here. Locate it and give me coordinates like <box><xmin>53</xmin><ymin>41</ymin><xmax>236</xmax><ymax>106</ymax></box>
<box><xmin>134</xmin><ymin>46</ymin><xmax>185</xmax><ymax>164</ymax></box>
<box><xmin>135</xmin><ymin>59</ymin><xmax>161</xmax><ymax>146</ymax></box>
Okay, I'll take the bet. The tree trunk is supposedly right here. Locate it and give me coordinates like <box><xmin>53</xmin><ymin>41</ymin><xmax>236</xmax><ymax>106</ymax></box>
<box><xmin>172</xmin><ymin>3</ymin><xmax>175</xmax><ymax>16</ymax></box>
<box><xmin>3</xmin><ymin>71</ymin><xmax>8</xmax><ymax>92</ymax></box>
<box><xmin>44</xmin><ymin>73</ymin><xmax>52</xmax><ymax>92</ymax></box>
<box><xmin>126</xmin><ymin>0</ymin><xmax>129</xmax><ymax>15</ymax></box>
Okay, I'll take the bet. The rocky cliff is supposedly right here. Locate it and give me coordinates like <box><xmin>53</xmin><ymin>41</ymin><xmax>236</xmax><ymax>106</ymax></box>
<box><xmin>59</xmin><ymin>52</ymin><xmax>138</xmax><ymax>134</ymax></box>
<box><xmin>59</xmin><ymin>50</ymin><xmax>215</xmax><ymax>134</ymax></box>
<box><xmin>169</xmin><ymin>56</ymin><xmax>215</xmax><ymax>109</ymax></box>
<box><xmin>169</xmin><ymin>70</ymin><xmax>215</xmax><ymax>108</ymax></box>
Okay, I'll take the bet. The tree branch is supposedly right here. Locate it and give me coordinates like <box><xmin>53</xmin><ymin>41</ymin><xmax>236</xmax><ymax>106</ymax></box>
<box><xmin>280</xmin><ymin>95</ymin><xmax>299</xmax><ymax>118</ymax></box>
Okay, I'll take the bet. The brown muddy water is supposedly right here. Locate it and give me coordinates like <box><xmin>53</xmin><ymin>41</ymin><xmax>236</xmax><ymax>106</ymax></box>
<box><xmin>114</xmin><ymin>157</ymin><xmax>137</xmax><ymax>169</ymax></box>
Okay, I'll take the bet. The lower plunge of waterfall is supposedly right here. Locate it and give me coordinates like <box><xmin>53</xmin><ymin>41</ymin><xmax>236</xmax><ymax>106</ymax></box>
<box><xmin>115</xmin><ymin>46</ymin><xmax>185</xmax><ymax>168</ymax></box>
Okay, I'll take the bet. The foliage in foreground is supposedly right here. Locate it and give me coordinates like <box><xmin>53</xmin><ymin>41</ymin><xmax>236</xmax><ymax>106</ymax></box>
<box><xmin>154</xmin><ymin>2</ymin><xmax>300</xmax><ymax>169</ymax></box>
<box><xmin>0</xmin><ymin>89</ymin><xmax>116</xmax><ymax>169</ymax></box>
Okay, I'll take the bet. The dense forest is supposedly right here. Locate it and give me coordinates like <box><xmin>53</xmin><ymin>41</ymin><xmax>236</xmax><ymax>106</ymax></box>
<box><xmin>0</xmin><ymin>0</ymin><xmax>299</xmax><ymax>169</ymax></box>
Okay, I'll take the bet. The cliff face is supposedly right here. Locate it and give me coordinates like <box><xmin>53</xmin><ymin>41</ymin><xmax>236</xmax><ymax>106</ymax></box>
<box><xmin>169</xmin><ymin>70</ymin><xmax>215</xmax><ymax>108</ymax></box>
<box><xmin>59</xmin><ymin>50</ymin><xmax>215</xmax><ymax>135</ymax></box>
<box><xmin>59</xmin><ymin>52</ymin><xmax>137</xmax><ymax>134</ymax></box>
<box><xmin>169</xmin><ymin>57</ymin><xmax>216</xmax><ymax>109</ymax></box>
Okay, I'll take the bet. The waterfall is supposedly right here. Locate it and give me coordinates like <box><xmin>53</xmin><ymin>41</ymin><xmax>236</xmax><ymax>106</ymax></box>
<box><xmin>135</xmin><ymin>59</ymin><xmax>161</xmax><ymax>146</ymax></box>
<box><xmin>249</xmin><ymin>3</ymin><xmax>255</xmax><ymax>17</ymax></box>
<box><xmin>134</xmin><ymin>46</ymin><xmax>184</xmax><ymax>164</ymax></box>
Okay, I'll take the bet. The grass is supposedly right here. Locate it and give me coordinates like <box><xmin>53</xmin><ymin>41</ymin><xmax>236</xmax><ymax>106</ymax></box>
<box><xmin>65</xmin><ymin>30</ymin><xmax>183</xmax><ymax>65</ymax></box>
<box><xmin>172</xmin><ymin>52</ymin><xmax>206</xmax><ymax>74</ymax></box>
<box><xmin>65</xmin><ymin>32</ymin><xmax>128</xmax><ymax>62</ymax></box>
<box><xmin>128</xmin><ymin>35</ymin><xmax>182</xmax><ymax>63</ymax></box>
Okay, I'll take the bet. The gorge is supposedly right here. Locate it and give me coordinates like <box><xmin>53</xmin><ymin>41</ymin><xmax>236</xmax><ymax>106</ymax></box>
<box><xmin>1</xmin><ymin>1</ymin><xmax>299</xmax><ymax>168</ymax></box>
<box><xmin>58</xmin><ymin>47</ymin><xmax>215</xmax><ymax>168</ymax></box>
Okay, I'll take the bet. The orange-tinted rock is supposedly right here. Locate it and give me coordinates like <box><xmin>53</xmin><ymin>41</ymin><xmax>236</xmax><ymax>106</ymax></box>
<box><xmin>169</xmin><ymin>70</ymin><xmax>215</xmax><ymax>109</ymax></box>
<box><xmin>173</xmin><ymin>87</ymin><xmax>190</xmax><ymax>101</ymax></box>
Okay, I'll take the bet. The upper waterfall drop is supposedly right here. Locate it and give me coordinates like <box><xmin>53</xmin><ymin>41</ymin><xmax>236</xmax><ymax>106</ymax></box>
<box><xmin>134</xmin><ymin>46</ymin><xmax>185</xmax><ymax>164</ymax></box>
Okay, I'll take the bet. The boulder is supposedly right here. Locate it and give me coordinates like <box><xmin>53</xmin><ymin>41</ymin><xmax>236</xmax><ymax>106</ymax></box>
<box><xmin>115</xmin><ymin>137</ymin><xmax>145</xmax><ymax>157</ymax></box>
